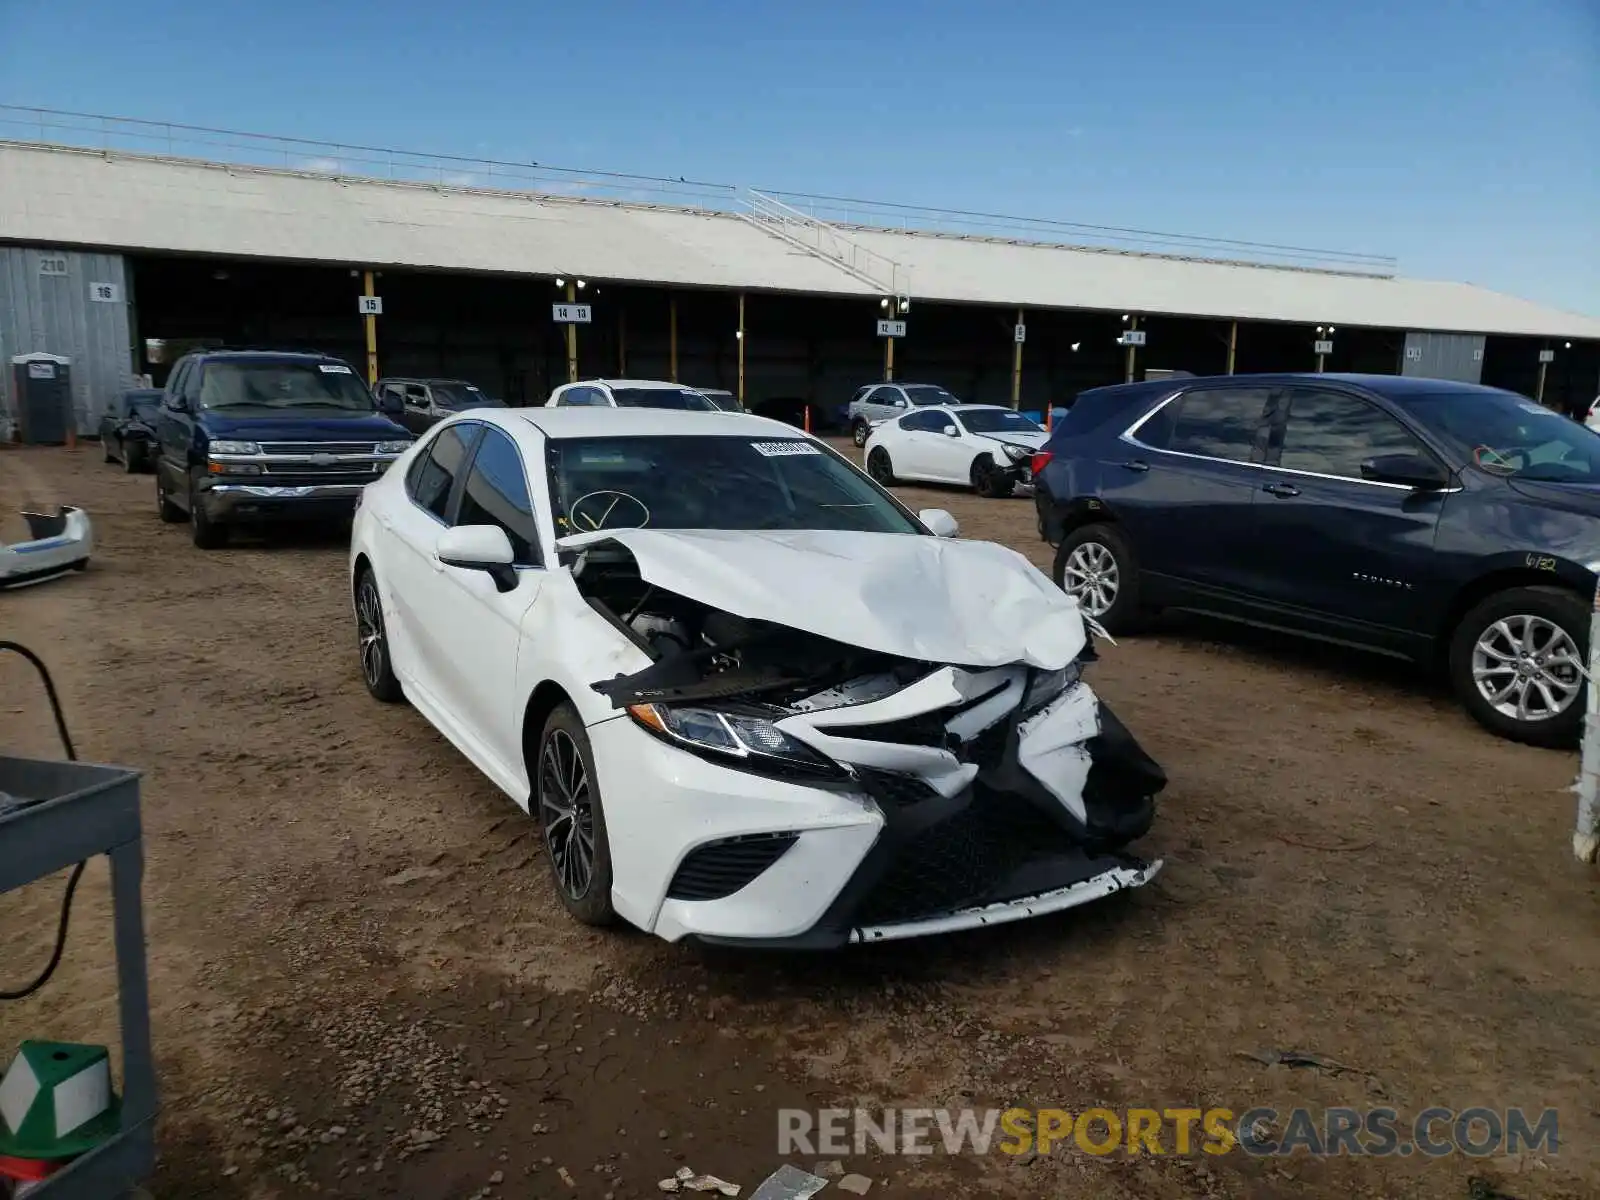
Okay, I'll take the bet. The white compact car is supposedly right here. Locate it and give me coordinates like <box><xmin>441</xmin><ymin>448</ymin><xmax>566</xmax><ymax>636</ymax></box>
<box><xmin>863</xmin><ymin>404</ymin><xmax>1048</xmax><ymax>498</ymax></box>
<box><xmin>547</xmin><ymin>379</ymin><xmax>719</xmax><ymax>411</ymax></box>
<box><xmin>349</xmin><ymin>408</ymin><xmax>1165</xmax><ymax>947</ymax></box>
<box><xmin>0</xmin><ymin>507</ymin><xmax>93</xmax><ymax>590</ymax></box>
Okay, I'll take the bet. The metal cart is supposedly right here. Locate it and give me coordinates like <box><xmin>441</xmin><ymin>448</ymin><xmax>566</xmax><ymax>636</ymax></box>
<box><xmin>1</xmin><ymin>756</ymin><xmax>157</xmax><ymax>1197</ymax></box>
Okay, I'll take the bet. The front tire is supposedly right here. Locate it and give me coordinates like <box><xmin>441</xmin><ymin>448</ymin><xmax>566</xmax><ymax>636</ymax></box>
<box><xmin>123</xmin><ymin>441</ymin><xmax>143</xmax><ymax>473</ymax></box>
<box><xmin>1449</xmin><ymin>586</ymin><xmax>1587</xmax><ymax>747</ymax></box>
<box><xmin>971</xmin><ymin>454</ymin><xmax>1015</xmax><ymax>499</ymax></box>
<box><xmin>851</xmin><ymin>419</ymin><xmax>871</xmax><ymax>448</ymax></box>
<box><xmin>190</xmin><ymin>481</ymin><xmax>229</xmax><ymax>549</ymax></box>
<box><xmin>1053</xmin><ymin>523</ymin><xmax>1142</xmax><ymax>634</ymax></box>
<box><xmin>355</xmin><ymin>569</ymin><xmax>405</xmax><ymax>703</ymax></box>
<box><xmin>866</xmin><ymin>447</ymin><xmax>896</xmax><ymax>486</ymax></box>
<box><xmin>535</xmin><ymin>705</ymin><xmax>616</xmax><ymax>926</ymax></box>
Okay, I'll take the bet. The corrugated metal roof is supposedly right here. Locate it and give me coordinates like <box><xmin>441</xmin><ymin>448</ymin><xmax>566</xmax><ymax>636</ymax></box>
<box><xmin>3</xmin><ymin>141</ymin><xmax>1597</xmax><ymax>340</ymax></box>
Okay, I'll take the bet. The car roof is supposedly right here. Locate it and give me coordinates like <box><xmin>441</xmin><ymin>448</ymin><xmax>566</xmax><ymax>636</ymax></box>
<box><xmin>510</xmin><ymin>407</ymin><xmax>810</xmax><ymax>440</ymax></box>
<box><xmin>1078</xmin><ymin>372</ymin><xmax>1522</xmax><ymax>409</ymax></box>
<box><xmin>193</xmin><ymin>349</ymin><xmax>345</xmax><ymax>363</ymax></box>
<box><xmin>576</xmin><ymin>379</ymin><xmax>702</xmax><ymax>391</ymax></box>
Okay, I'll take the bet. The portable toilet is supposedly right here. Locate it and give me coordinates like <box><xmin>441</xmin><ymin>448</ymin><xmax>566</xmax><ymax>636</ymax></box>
<box><xmin>9</xmin><ymin>354</ymin><xmax>73</xmax><ymax>445</ymax></box>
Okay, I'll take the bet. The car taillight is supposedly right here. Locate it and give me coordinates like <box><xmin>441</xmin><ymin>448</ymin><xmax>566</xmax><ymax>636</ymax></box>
<box><xmin>1031</xmin><ymin>450</ymin><xmax>1053</xmax><ymax>477</ymax></box>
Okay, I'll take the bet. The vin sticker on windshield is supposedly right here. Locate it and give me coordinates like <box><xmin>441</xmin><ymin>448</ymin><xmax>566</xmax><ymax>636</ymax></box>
<box><xmin>319</xmin><ymin>364</ymin><xmax>354</xmax><ymax>374</ymax></box>
<box><xmin>751</xmin><ymin>440</ymin><xmax>821</xmax><ymax>457</ymax></box>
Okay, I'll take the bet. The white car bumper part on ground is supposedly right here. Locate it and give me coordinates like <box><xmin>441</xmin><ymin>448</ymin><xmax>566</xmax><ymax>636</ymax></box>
<box><xmin>564</xmin><ymin>529</ymin><xmax>1167</xmax><ymax>948</ymax></box>
<box><xmin>0</xmin><ymin>507</ymin><xmax>92</xmax><ymax>590</ymax></box>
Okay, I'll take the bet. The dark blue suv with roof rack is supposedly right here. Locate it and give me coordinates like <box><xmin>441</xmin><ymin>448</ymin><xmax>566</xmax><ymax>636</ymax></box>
<box><xmin>1032</xmin><ymin>372</ymin><xmax>1600</xmax><ymax>747</ymax></box>
<box><xmin>153</xmin><ymin>350</ymin><xmax>413</xmax><ymax>549</ymax></box>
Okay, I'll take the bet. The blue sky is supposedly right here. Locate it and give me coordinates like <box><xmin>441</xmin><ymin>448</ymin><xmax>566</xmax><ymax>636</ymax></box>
<box><xmin>3</xmin><ymin>0</ymin><xmax>1597</xmax><ymax>314</ymax></box>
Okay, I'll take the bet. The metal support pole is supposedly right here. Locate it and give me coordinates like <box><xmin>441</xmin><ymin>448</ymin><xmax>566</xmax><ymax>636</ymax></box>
<box><xmin>1226</xmin><ymin>320</ymin><xmax>1237</xmax><ymax>375</ymax></box>
<box><xmin>669</xmin><ymin>294</ymin><xmax>679</xmax><ymax>382</ymax></box>
<box><xmin>1316</xmin><ymin>352</ymin><xmax>1327</xmax><ymax>373</ymax></box>
<box><xmin>565</xmin><ymin>281</ymin><xmax>578</xmax><ymax>384</ymax></box>
<box><xmin>737</xmin><ymin>292</ymin><xmax>746</xmax><ymax>407</ymax></box>
<box><xmin>884</xmin><ymin>302</ymin><xmax>896</xmax><ymax>382</ymax></box>
<box><xmin>1124</xmin><ymin>315</ymin><xmax>1139</xmax><ymax>383</ymax></box>
<box><xmin>618</xmin><ymin>305</ymin><xmax>627</xmax><ymax>375</ymax></box>
<box><xmin>363</xmin><ymin>270</ymin><xmax>378</xmax><ymax>387</ymax></box>
<box><xmin>1536</xmin><ymin>357</ymin><xmax>1549</xmax><ymax>405</ymax></box>
<box><xmin>1011</xmin><ymin>306</ymin><xmax>1024</xmax><ymax>410</ymax></box>
<box><xmin>1576</xmin><ymin>574</ymin><xmax>1600</xmax><ymax>862</ymax></box>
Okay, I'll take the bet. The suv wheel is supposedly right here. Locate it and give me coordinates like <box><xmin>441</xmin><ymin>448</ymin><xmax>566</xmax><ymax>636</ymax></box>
<box><xmin>535</xmin><ymin>704</ymin><xmax>616</xmax><ymax>926</ymax></box>
<box><xmin>851</xmin><ymin>419</ymin><xmax>871</xmax><ymax>448</ymax></box>
<box><xmin>1054</xmin><ymin>523</ymin><xmax>1142</xmax><ymax>634</ymax></box>
<box><xmin>189</xmin><ymin>481</ymin><xmax>229</xmax><ymax>549</ymax></box>
<box><xmin>1449</xmin><ymin>586</ymin><xmax>1587</xmax><ymax>747</ymax></box>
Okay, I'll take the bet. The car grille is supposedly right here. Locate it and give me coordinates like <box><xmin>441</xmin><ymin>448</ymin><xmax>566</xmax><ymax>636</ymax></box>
<box><xmin>666</xmin><ymin>832</ymin><xmax>800</xmax><ymax>901</ymax></box>
<box><xmin>854</xmin><ymin>793</ymin><xmax>1072</xmax><ymax>926</ymax></box>
<box><xmin>259</xmin><ymin>441</ymin><xmax>383</xmax><ymax>455</ymax></box>
<box><xmin>857</xmin><ymin>768</ymin><xmax>942</xmax><ymax>809</ymax></box>
<box><xmin>259</xmin><ymin>461</ymin><xmax>382</xmax><ymax>479</ymax></box>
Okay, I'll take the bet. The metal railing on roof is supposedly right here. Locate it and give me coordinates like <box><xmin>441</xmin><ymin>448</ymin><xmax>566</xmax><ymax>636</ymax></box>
<box><xmin>0</xmin><ymin>104</ymin><xmax>1397</xmax><ymax>277</ymax></box>
<box><xmin>741</xmin><ymin>190</ymin><xmax>909</xmax><ymax>295</ymax></box>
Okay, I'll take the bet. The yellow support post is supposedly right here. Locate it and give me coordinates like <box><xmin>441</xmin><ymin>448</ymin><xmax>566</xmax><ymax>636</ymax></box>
<box><xmin>565</xmin><ymin>280</ymin><xmax>578</xmax><ymax>384</ymax></box>
<box><xmin>1124</xmin><ymin>314</ymin><xmax>1139</xmax><ymax>383</ymax></box>
<box><xmin>1226</xmin><ymin>320</ymin><xmax>1237</xmax><ymax>375</ymax></box>
<box><xmin>737</xmin><ymin>292</ymin><xmax>746</xmax><ymax>407</ymax></box>
<box><xmin>1011</xmin><ymin>306</ymin><xmax>1024</xmax><ymax>410</ymax></box>
<box><xmin>669</xmin><ymin>294</ymin><xmax>679</xmax><ymax>382</ymax></box>
<box><xmin>884</xmin><ymin>299</ymin><xmax>896</xmax><ymax>381</ymax></box>
<box><xmin>363</xmin><ymin>270</ymin><xmax>378</xmax><ymax>387</ymax></box>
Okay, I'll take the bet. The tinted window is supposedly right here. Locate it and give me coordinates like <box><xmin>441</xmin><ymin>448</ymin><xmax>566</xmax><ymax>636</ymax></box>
<box><xmin>456</xmin><ymin>428</ymin><xmax>540</xmax><ymax>565</ymax></box>
<box><xmin>1406</xmin><ymin>389</ymin><xmax>1600</xmax><ymax>483</ymax></box>
<box><xmin>902</xmin><ymin>385</ymin><xmax>961</xmax><ymax>407</ymax></box>
<box><xmin>959</xmin><ymin>409</ymin><xmax>1042</xmax><ymax>435</ymax></box>
<box><xmin>197</xmin><ymin>360</ymin><xmax>374</xmax><ymax>411</ymax></box>
<box><xmin>608</xmin><ymin>387</ymin><xmax>717</xmax><ymax>411</ymax></box>
<box><xmin>901</xmin><ymin>410</ymin><xmax>943</xmax><ymax>432</ymax></box>
<box><xmin>547</xmin><ymin>436</ymin><xmax>920</xmax><ymax>535</ymax></box>
<box><xmin>866</xmin><ymin>386</ymin><xmax>901</xmax><ymax>406</ymax></box>
<box><xmin>556</xmin><ymin>387</ymin><xmax>598</xmax><ymax>407</ymax></box>
<box><xmin>408</xmin><ymin>424</ymin><xmax>477</xmax><ymax>520</ymax></box>
<box><xmin>1144</xmin><ymin>388</ymin><xmax>1269</xmax><ymax>462</ymax></box>
<box><xmin>433</xmin><ymin>382</ymin><xmax>497</xmax><ymax>409</ymax></box>
<box><xmin>1279</xmin><ymin>389</ymin><xmax>1425</xmax><ymax>479</ymax></box>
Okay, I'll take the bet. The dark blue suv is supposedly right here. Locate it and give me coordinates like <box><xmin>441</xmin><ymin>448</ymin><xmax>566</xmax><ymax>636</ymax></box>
<box><xmin>153</xmin><ymin>350</ymin><xmax>412</xmax><ymax>549</ymax></box>
<box><xmin>1033</xmin><ymin>372</ymin><xmax>1600</xmax><ymax>746</ymax></box>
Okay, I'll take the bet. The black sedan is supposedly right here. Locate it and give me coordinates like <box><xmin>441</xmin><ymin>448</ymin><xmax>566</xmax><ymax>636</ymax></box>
<box><xmin>99</xmin><ymin>388</ymin><xmax>163</xmax><ymax>472</ymax></box>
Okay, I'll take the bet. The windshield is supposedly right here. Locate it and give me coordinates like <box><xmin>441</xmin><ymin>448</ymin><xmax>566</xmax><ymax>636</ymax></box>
<box><xmin>1409</xmin><ymin>391</ymin><xmax>1600</xmax><ymax>483</ymax></box>
<box><xmin>903</xmin><ymin>385</ymin><xmax>961</xmax><ymax>407</ymax></box>
<box><xmin>959</xmin><ymin>409</ymin><xmax>1043</xmax><ymax>435</ymax></box>
<box><xmin>198</xmin><ymin>361</ymin><xmax>375</xmax><ymax>411</ymax></box>
<box><xmin>609</xmin><ymin>387</ymin><xmax>717</xmax><ymax>411</ymax></box>
<box><xmin>433</xmin><ymin>382</ymin><xmax>501</xmax><ymax>409</ymax></box>
<box><xmin>547</xmin><ymin>435</ymin><xmax>922</xmax><ymax>536</ymax></box>
<box><xmin>700</xmin><ymin>391</ymin><xmax>741</xmax><ymax>412</ymax></box>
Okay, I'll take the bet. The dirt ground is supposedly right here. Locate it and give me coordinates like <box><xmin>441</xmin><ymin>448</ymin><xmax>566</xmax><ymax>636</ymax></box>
<box><xmin>2</xmin><ymin>439</ymin><xmax>1599</xmax><ymax>1200</ymax></box>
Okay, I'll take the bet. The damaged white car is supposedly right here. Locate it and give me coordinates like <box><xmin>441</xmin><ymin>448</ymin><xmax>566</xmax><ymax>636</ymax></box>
<box><xmin>349</xmin><ymin>409</ymin><xmax>1166</xmax><ymax>947</ymax></box>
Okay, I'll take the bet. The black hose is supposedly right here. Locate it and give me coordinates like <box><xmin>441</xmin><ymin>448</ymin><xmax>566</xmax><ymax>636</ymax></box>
<box><xmin>0</xmin><ymin>640</ymin><xmax>87</xmax><ymax>1002</ymax></box>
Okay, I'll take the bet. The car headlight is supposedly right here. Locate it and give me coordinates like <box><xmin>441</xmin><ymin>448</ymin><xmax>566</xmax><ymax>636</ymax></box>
<box><xmin>210</xmin><ymin>439</ymin><xmax>260</xmax><ymax>455</ymax></box>
<box><xmin>376</xmin><ymin>439</ymin><xmax>413</xmax><ymax>455</ymax></box>
<box><xmin>1002</xmin><ymin>443</ymin><xmax>1030</xmax><ymax>462</ymax></box>
<box><xmin>1022</xmin><ymin>662</ymin><xmax>1081</xmax><ymax>713</ymax></box>
<box><xmin>627</xmin><ymin>702</ymin><xmax>844</xmax><ymax>778</ymax></box>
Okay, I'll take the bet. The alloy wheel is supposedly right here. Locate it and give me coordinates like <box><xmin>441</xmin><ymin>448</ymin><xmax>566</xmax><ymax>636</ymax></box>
<box><xmin>356</xmin><ymin>576</ymin><xmax>388</xmax><ymax>689</ymax></box>
<box><xmin>1471</xmin><ymin>614</ymin><xmax>1583</xmax><ymax>723</ymax></box>
<box><xmin>1061</xmin><ymin>542</ymin><xmax>1120</xmax><ymax>616</ymax></box>
<box><xmin>539</xmin><ymin>729</ymin><xmax>596</xmax><ymax>900</ymax></box>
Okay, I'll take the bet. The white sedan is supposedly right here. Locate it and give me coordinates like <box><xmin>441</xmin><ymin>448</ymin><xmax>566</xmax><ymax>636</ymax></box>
<box><xmin>349</xmin><ymin>408</ymin><xmax>1164</xmax><ymax>947</ymax></box>
<box><xmin>863</xmin><ymin>404</ymin><xmax>1047</xmax><ymax>497</ymax></box>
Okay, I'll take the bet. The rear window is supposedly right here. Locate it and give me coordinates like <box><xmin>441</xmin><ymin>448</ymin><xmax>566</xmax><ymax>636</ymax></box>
<box><xmin>1049</xmin><ymin>389</ymin><xmax>1151</xmax><ymax>438</ymax></box>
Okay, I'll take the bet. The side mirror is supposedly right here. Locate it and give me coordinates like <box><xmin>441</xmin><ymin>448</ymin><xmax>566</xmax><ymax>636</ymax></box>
<box><xmin>919</xmin><ymin>508</ymin><xmax>959</xmax><ymax>538</ymax></box>
<box><xmin>436</xmin><ymin>524</ymin><xmax>519</xmax><ymax>592</ymax></box>
<box><xmin>942</xmin><ymin>424</ymin><xmax>960</xmax><ymax>438</ymax></box>
<box><xmin>1360</xmin><ymin>453</ymin><xmax>1449</xmax><ymax>490</ymax></box>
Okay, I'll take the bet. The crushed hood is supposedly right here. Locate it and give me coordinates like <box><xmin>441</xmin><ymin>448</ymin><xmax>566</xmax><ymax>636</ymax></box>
<box><xmin>561</xmin><ymin>528</ymin><xmax>1085</xmax><ymax>669</ymax></box>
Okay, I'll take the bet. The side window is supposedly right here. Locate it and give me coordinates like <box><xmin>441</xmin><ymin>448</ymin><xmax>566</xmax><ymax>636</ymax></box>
<box><xmin>555</xmin><ymin>387</ymin><xmax>593</xmax><ymax>407</ymax></box>
<box><xmin>404</xmin><ymin>384</ymin><xmax>429</xmax><ymax>409</ymax></box>
<box><xmin>866</xmin><ymin>386</ymin><xmax>898</xmax><ymax>407</ymax></box>
<box><xmin>1278</xmin><ymin>389</ymin><xmax>1426</xmax><ymax>480</ymax></box>
<box><xmin>902</xmin><ymin>410</ymin><xmax>941</xmax><ymax>432</ymax></box>
<box><xmin>455</xmin><ymin>428</ymin><xmax>540</xmax><ymax>566</ymax></box>
<box><xmin>406</xmin><ymin>424</ymin><xmax>477</xmax><ymax>521</ymax></box>
<box><xmin>165</xmin><ymin>361</ymin><xmax>191</xmax><ymax>408</ymax></box>
<box><xmin>1141</xmin><ymin>388</ymin><xmax>1270</xmax><ymax>463</ymax></box>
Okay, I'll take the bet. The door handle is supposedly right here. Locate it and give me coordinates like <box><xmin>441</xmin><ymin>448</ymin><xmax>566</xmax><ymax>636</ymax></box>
<box><xmin>1262</xmin><ymin>482</ymin><xmax>1301</xmax><ymax>498</ymax></box>
<box><xmin>1118</xmin><ymin>460</ymin><xmax>1150</xmax><ymax>473</ymax></box>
